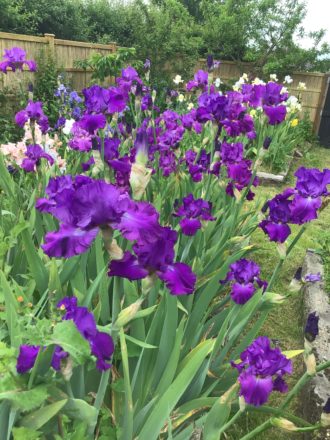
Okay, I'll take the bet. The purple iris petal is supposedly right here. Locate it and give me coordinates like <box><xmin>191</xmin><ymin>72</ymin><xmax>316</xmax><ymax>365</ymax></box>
<box><xmin>263</xmin><ymin>105</ymin><xmax>287</xmax><ymax>125</ymax></box>
<box><xmin>51</xmin><ymin>345</ymin><xmax>68</xmax><ymax>371</ymax></box>
<box><xmin>295</xmin><ymin>167</ymin><xmax>330</xmax><ymax>198</ymax></box>
<box><xmin>239</xmin><ymin>372</ymin><xmax>273</xmax><ymax>406</ymax></box>
<box><xmin>115</xmin><ymin>201</ymin><xmax>160</xmax><ymax>244</ymax></box>
<box><xmin>90</xmin><ymin>331</ymin><xmax>115</xmax><ymax>371</ymax></box>
<box><xmin>82</xmin><ymin>156</ymin><xmax>95</xmax><ymax>171</ymax></box>
<box><xmin>259</xmin><ymin>220</ymin><xmax>291</xmax><ymax>243</ymax></box>
<box><xmin>78</xmin><ymin>114</ymin><xmax>106</xmax><ymax>134</ymax></box>
<box><xmin>158</xmin><ymin>262</ymin><xmax>196</xmax><ymax>295</ymax></box>
<box><xmin>179</xmin><ymin>218</ymin><xmax>202</xmax><ymax>236</ymax></box>
<box><xmin>72</xmin><ymin>180</ymin><xmax>128</xmax><ymax>229</ymax></box>
<box><xmin>83</xmin><ymin>85</ymin><xmax>110</xmax><ymax>114</ymax></box>
<box><xmin>21</xmin><ymin>144</ymin><xmax>54</xmax><ymax>172</ymax></box>
<box><xmin>231</xmin><ymin>282</ymin><xmax>256</xmax><ymax>304</ymax></box>
<box><xmin>0</xmin><ymin>47</ymin><xmax>37</xmax><ymax>73</ymax></box>
<box><xmin>42</xmin><ymin>225</ymin><xmax>99</xmax><ymax>258</ymax></box>
<box><xmin>290</xmin><ymin>195</ymin><xmax>322</xmax><ymax>224</ymax></box>
<box><xmin>108</xmin><ymin>86</ymin><xmax>128</xmax><ymax>114</ymax></box>
<box><xmin>133</xmin><ymin>227</ymin><xmax>177</xmax><ymax>272</ymax></box>
<box><xmin>57</xmin><ymin>296</ymin><xmax>78</xmax><ymax>312</ymax></box>
<box><xmin>232</xmin><ymin>336</ymin><xmax>292</xmax><ymax>406</ymax></box>
<box><xmin>16</xmin><ymin>345</ymin><xmax>40</xmax><ymax>374</ymax></box>
<box><xmin>108</xmin><ymin>251</ymin><xmax>149</xmax><ymax>281</ymax></box>
<box><xmin>221</xmin><ymin>141</ymin><xmax>244</xmax><ymax>164</ymax></box>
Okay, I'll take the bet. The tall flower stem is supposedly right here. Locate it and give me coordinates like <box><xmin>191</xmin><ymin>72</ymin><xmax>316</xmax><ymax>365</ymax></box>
<box><xmin>240</xmin><ymin>420</ymin><xmax>272</xmax><ymax>440</ymax></box>
<box><xmin>281</xmin><ymin>359</ymin><xmax>330</xmax><ymax>410</ymax></box>
<box><xmin>218</xmin><ymin>410</ymin><xmax>242</xmax><ymax>435</ymax></box>
<box><xmin>267</xmin><ymin>225</ymin><xmax>306</xmax><ymax>292</ymax></box>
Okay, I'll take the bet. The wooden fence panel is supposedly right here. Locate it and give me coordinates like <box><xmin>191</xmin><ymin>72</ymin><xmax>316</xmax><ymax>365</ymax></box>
<box><xmin>0</xmin><ymin>31</ymin><xmax>117</xmax><ymax>92</ymax></box>
<box><xmin>0</xmin><ymin>31</ymin><xmax>327</xmax><ymax>131</ymax></box>
<box><xmin>196</xmin><ymin>59</ymin><xmax>327</xmax><ymax>131</ymax></box>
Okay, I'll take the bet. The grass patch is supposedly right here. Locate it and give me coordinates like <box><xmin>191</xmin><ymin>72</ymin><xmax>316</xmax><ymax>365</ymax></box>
<box><xmin>226</xmin><ymin>144</ymin><xmax>330</xmax><ymax>439</ymax></box>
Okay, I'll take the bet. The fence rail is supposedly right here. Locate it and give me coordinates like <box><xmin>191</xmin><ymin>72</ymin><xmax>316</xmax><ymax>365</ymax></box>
<box><xmin>0</xmin><ymin>31</ymin><xmax>328</xmax><ymax>132</ymax></box>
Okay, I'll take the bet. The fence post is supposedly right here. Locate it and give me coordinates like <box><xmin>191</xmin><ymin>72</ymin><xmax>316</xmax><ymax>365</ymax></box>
<box><xmin>44</xmin><ymin>33</ymin><xmax>55</xmax><ymax>57</ymax></box>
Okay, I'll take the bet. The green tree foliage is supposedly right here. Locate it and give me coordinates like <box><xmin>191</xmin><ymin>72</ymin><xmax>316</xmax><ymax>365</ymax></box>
<box><xmin>0</xmin><ymin>0</ymin><xmax>329</xmax><ymax>77</ymax></box>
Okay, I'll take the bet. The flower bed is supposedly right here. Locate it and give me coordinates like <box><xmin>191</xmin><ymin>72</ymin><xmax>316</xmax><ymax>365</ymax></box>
<box><xmin>0</xmin><ymin>48</ymin><xmax>329</xmax><ymax>439</ymax></box>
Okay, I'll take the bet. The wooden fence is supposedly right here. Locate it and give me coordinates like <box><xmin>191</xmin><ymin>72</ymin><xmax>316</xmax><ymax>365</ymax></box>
<box><xmin>0</xmin><ymin>32</ymin><xmax>117</xmax><ymax>92</ymax></box>
<box><xmin>196</xmin><ymin>59</ymin><xmax>330</xmax><ymax>132</ymax></box>
<box><xmin>0</xmin><ymin>31</ymin><xmax>328</xmax><ymax>132</ymax></box>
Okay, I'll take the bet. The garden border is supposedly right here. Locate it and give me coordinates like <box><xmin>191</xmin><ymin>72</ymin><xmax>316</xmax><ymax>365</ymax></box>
<box><xmin>302</xmin><ymin>249</ymin><xmax>330</xmax><ymax>438</ymax></box>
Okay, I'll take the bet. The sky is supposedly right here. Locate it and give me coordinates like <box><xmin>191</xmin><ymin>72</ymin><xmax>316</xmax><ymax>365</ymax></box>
<box><xmin>298</xmin><ymin>0</ymin><xmax>330</xmax><ymax>48</ymax></box>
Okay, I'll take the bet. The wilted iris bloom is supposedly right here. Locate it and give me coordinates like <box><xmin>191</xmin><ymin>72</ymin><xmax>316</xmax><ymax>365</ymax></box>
<box><xmin>304</xmin><ymin>312</ymin><xmax>319</xmax><ymax>342</ymax></box>
<box><xmin>221</xmin><ymin>259</ymin><xmax>267</xmax><ymax>305</ymax></box>
<box><xmin>232</xmin><ymin>336</ymin><xmax>292</xmax><ymax>406</ymax></box>
<box><xmin>0</xmin><ymin>47</ymin><xmax>36</xmax><ymax>73</ymax></box>
<box><xmin>304</xmin><ymin>272</ymin><xmax>322</xmax><ymax>283</ymax></box>
<box><xmin>144</xmin><ymin>59</ymin><xmax>151</xmax><ymax>70</ymax></box>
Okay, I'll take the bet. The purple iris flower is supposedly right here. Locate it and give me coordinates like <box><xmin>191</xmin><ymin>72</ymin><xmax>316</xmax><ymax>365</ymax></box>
<box><xmin>42</xmin><ymin>225</ymin><xmax>99</xmax><ymax>258</ymax></box>
<box><xmin>57</xmin><ymin>297</ymin><xmax>114</xmax><ymax>371</ymax></box>
<box><xmin>186</xmin><ymin>70</ymin><xmax>209</xmax><ymax>92</ymax></box>
<box><xmin>15</xmin><ymin>101</ymin><xmax>49</xmax><ymax>133</ymax></box>
<box><xmin>263</xmin><ymin>105</ymin><xmax>287</xmax><ymax>125</ymax></box>
<box><xmin>227</xmin><ymin>160</ymin><xmax>254</xmax><ymax>191</ymax></box>
<box><xmin>304</xmin><ymin>272</ymin><xmax>322</xmax><ymax>283</ymax></box>
<box><xmin>289</xmin><ymin>195</ymin><xmax>322</xmax><ymax>224</ymax></box>
<box><xmin>232</xmin><ymin>336</ymin><xmax>292</xmax><ymax>406</ymax></box>
<box><xmin>0</xmin><ymin>47</ymin><xmax>36</xmax><ymax>73</ymax></box>
<box><xmin>173</xmin><ymin>193</ymin><xmax>215</xmax><ymax>236</ymax></box>
<box><xmin>108</xmin><ymin>86</ymin><xmax>128</xmax><ymax>114</ymax></box>
<box><xmin>83</xmin><ymin>85</ymin><xmax>110</xmax><ymax>114</ymax></box>
<box><xmin>221</xmin><ymin>259</ymin><xmax>267</xmax><ymax>305</ymax></box>
<box><xmin>16</xmin><ymin>345</ymin><xmax>40</xmax><ymax>374</ymax></box>
<box><xmin>159</xmin><ymin>149</ymin><xmax>177</xmax><ymax>177</ymax></box>
<box><xmin>69</xmin><ymin>91</ymin><xmax>82</xmax><ymax>105</ymax></box>
<box><xmin>295</xmin><ymin>167</ymin><xmax>330</xmax><ymax>198</ymax></box>
<box><xmin>304</xmin><ymin>312</ymin><xmax>319</xmax><ymax>342</ymax></box>
<box><xmin>259</xmin><ymin>220</ymin><xmax>291</xmax><ymax>243</ymax></box>
<box><xmin>90</xmin><ymin>331</ymin><xmax>115</xmax><ymax>371</ymax></box>
<box><xmin>55</xmin><ymin>116</ymin><xmax>66</xmax><ymax>130</ymax></box>
<box><xmin>82</xmin><ymin>156</ymin><xmax>95</xmax><ymax>171</ymax></box>
<box><xmin>186</xmin><ymin>149</ymin><xmax>210</xmax><ymax>182</ymax></box>
<box><xmin>221</xmin><ymin>142</ymin><xmax>244</xmax><ymax>164</ymax></box>
<box><xmin>141</xmin><ymin>94</ymin><xmax>153</xmax><ymax>111</ymax></box>
<box><xmin>78</xmin><ymin>114</ymin><xmax>106</xmax><ymax>134</ymax></box>
<box><xmin>69</xmin><ymin>123</ymin><xmax>93</xmax><ymax>151</ymax></box>
<box><xmin>51</xmin><ymin>346</ymin><xmax>69</xmax><ymax>371</ymax></box>
<box><xmin>108</xmin><ymin>251</ymin><xmax>149</xmax><ymax>280</ymax></box>
<box><xmin>21</xmin><ymin>144</ymin><xmax>54</xmax><ymax>172</ymax></box>
<box><xmin>231</xmin><ymin>283</ymin><xmax>256</xmax><ymax>304</ymax></box>
<box><xmin>37</xmin><ymin>177</ymin><xmax>130</xmax><ymax>257</ymax></box>
<box><xmin>115</xmin><ymin>201</ymin><xmax>160</xmax><ymax>244</ymax></box>
<box><xmin>158</xmin><ymin>262</ymin><xmax>196</xmax><ymax>295</ymax></box>
<box><xmin>108</xmin><ymin>156</ymin><xmax>132</xmax><ymax>191</ymax></box>
<box><xmin>258</xmin><ymin>172</ymin><xmax>328</xmax><ymax>242</ymax></box>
